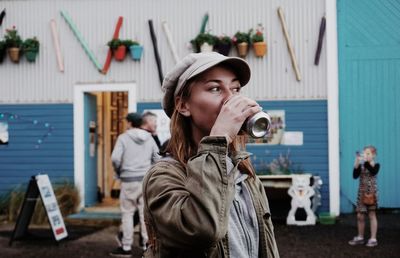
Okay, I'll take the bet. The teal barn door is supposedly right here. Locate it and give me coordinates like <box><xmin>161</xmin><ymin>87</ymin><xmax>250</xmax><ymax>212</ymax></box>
<box><xmin>84</xmin><ymin>93</ymin><xmax>98</xmax><ymax>206</ymax></box>
<box><xmin>338</xmin><ymin>0</ymin><xmax>400</xmax><ymax>212</ymax></box>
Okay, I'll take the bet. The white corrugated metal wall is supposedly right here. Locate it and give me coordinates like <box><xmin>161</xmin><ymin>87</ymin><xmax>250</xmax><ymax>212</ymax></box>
<box><xmin>0</xmin><ymin>0</ymin><xmax>326</xmax><ymax>103</ymax></box>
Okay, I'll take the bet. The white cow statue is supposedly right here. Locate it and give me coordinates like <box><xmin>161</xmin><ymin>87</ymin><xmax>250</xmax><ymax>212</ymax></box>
<box><xmin>287</xmin><ymin>174</ymin><xmax>316</xmax><ymax>225</ymax></box>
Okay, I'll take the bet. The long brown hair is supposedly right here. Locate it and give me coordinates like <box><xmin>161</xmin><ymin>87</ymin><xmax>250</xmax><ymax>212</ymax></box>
<box><xmin>163</xmin><ymin>68</ymin><xmax>255</xmax><ymax>177</ymax></box>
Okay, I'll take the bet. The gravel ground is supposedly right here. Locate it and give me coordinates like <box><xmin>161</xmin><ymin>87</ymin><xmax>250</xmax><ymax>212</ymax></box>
<box><xmin>0</xmin><ymin>211</ymin><xmax>399</xmax><ymax>258</ymax></box>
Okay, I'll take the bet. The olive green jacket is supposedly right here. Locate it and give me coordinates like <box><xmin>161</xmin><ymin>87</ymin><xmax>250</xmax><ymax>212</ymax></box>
<box><xmin>143</xmin><ymin>136</ymin><xmax>279</xmax><ymax>258</ymax></box>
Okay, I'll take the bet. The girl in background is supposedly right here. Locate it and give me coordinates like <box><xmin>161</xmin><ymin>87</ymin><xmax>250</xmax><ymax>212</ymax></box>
<box><xmin>348</xmin><ymin>145</ymin><xmax>380</xmax><ymax>247</ymax></box>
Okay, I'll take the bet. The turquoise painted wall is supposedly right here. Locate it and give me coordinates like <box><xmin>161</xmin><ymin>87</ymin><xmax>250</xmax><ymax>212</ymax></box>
<box><xmin>0</xmin><ymin>104</ymin><xmax>74</xmax><ymax>196</ymax></box>
<box><xmin>139</xmin><ymin>100</ymin><xmax>329</xmax><ymax>212</ymax></box>
<box><xmin>338</xmin><ymin>0</ymin><xmax>400</xmax><ymax>212</ymax></box>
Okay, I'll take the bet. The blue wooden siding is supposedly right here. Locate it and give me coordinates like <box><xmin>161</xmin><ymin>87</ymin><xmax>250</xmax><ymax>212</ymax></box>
<box><xmin>138</xmin><ymin>100</ymin><xmax>329</xmax><ymax>212</ymax></box>
<box><xmin>248</xmin><ymin>100</ymin><xmax>329</xmax><ymax>212</ymax></box>
<box><xmin>338</xmin><ymin>0</ymin><xmax>400</xmax><ymax>213</ymax></box>
<box><xmin>0</xmin><ymin>104</ymin><xmax>74</xmax><ymax>196</ymax></box>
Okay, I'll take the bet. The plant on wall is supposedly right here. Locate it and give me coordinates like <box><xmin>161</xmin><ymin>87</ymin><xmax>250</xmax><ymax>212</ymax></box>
<box><xmin>121</xmin><ymin>39</ymin><xmax>137</xmax><ymax>49</ymax></box>
<box><xmin>232</xmin><ymin>30</ymin><xmax>251</xmax><ymax>58</ymax></box>
<box><xmin>107</xmin><ymin>38</ymin><xmax>123</xmax><ymax>50</ymax></box>
<box><xmin>4</xmin><ymin>26</ymin><xmax>23</xmax><ymax>63</ymax></box>
<box><xmin>233</xmin><ymin>31</ymin><xmax>250</xmax><ymax>45</ymax></box>
<box><xmin>191</xmin><ymin>32</ymin><xmax>217</xmax><ymax>53</ymax></box>
<box><xmin>124</xmin><ymin>40</ymin><xmax>143</xmax><ymax>61</ymax></box>
<box><xmin>107</xmin><ymin>38</ymin><xmax>126</xmax><ymax>61</ymax></box>
<box><xmin>22</xmin><ymin>37</ymin><xmax>40</xmax><ymax>62</ymax></box>
<box><xmin>251</xmin><ymin>23</ymin><xmax>267</xmax><ymax>57</ymax></box>
<box><xmin>215</xmin><ymin>35</ymin><xmax>232</xmax><ymax>56</ymax></box>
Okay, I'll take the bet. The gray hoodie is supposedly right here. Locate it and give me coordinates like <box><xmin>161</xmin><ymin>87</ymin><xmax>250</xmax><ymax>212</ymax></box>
<box><xmin>111</xmin><ymin>128</ymin><xmax>160</xmax><ymax>182</ymax></box>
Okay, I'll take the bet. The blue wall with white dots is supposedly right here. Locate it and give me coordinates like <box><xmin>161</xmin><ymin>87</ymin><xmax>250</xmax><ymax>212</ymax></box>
<box><xmin>0</xmin><ymin>104</ymin><xmax>74</xmax><ymax>196</ymax></box>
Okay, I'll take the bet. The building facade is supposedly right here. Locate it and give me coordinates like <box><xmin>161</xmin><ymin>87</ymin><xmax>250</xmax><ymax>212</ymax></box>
<box><xmin>3</xmin><ymin>0</ymin><xmax>397</xmax><ymax>214</ymax></box>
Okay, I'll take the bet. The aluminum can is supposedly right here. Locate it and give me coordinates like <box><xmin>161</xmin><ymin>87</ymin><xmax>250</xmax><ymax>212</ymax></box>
<box><xmin>243</xmin><ymin>111</ymin><xmax>271</xmax><ymax>138</ymax></box>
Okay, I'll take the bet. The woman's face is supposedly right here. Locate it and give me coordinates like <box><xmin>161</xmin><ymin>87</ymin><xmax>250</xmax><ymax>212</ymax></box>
<box><xmin>178</xmin><ymin>65</ymin><xmax>241</xmax><ymax>141</ymax></box>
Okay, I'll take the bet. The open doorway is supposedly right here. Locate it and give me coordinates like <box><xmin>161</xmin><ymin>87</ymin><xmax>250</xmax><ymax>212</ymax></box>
<box><xmin>94</xmin><ymin>91</ymin><xmax>129</xmax><ymax>209</ymax></box>
<box><xmin>74</xmin><ymin>83</ymin><xmax>136</xmax><ymax>209</ymax></box>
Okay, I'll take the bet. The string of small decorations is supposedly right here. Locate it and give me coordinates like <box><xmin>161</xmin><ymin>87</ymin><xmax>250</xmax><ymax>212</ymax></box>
<box><xmin>0</xmin><ymin>112</ymin><xmax>54</xmax><ymax>149</ymax></box>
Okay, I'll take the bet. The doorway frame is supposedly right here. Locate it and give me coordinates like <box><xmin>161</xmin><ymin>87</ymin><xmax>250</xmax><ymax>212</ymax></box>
<box><xmin>73</xmin><ymin>82</ymin><xmax>137</xmax><ymax>209</ymax></box>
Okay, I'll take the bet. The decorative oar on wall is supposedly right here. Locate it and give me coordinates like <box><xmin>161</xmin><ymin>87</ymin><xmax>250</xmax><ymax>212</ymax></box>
<box><xmin>314</xmin><ymin>16</ymin><xmax>326</xmax><ymax>66</ymax></box>
<box><xmin>148</xmin><ymin>19</ymin><xmax>163</xmax><ymax>86</ymax></box>
<box><xmin>102</xmin><ymin>16</ymin><xmax>123</xmax><ymax>74</ymax></box>
<box><xmin>277</xmin><ymin>7</ymin><xmax>301</xmax><ymax>82</ymax></box>
<box><xmin>60</xmin><ymin>10</ymin><xmax>102</xmax><ymax>72</ymax></box>
<box><xmin>0</xmin><ymin>9</ymin><xmax>6</xmax><ymax>26</ymax></box>
<box><xmin>162</xmin><ymin>21</ymin><xmax>179</xmax><ymax>64</ymax></box>
<box><xmin>199</xmin><ymin>13</ymin><xmax>209</xmax><ymax>34</ymax></box>
<box><xmin>50</xmin><ymin>19</ymin><xmax>64</xmax><ymax>72</ymax></box>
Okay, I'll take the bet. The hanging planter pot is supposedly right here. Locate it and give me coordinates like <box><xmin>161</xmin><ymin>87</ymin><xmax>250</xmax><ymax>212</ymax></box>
<box><xmin>108</xmin><ymin>39</ymin><xmax>126</xmax><ymax>61</ymax></box>
<box><xmin>4</xmin><ymin>27</ymin><xmax>23</xmax><ymax>63</ymax></box>
<box><xmin>129</xmin><ymin>45</ymin><xmax>143</xmax><ymax>61</ymax></box>
<box><xmin>215</xmin><ymin>43</ymin><xmax>231</xmax><ymax>56</ymax></box>
<box><xmin>24</xmin><ymin>50</ymin><xmax>39</xmax><ymax>62</ymax></box>
<box><xmin>191</xmin><ymin>33</ymin><xmax>217</xmax><ymax>53</ymax></box>
<box><xmin>253</xmin><ymin>41</ymin><xmax>267</xmax><ymax>57</ymax></box>
<box><xmin>233</xmin><ymin>31</ymin><xmax>250</xmax><ymax>58</ymax></box>
<box><xmin>22</xmin><ymin>37</ymin><xmax>40</xmax><ymax>62</ymax></box>
<box><xmin>8</xmin><ymin>47</ymin><xmax>21</xmax><ymax>63</ymax></box>
<box><xmin>215</xmin><ymin>35</ymin><xmax>232</xmax><ymax>56</ymax></box>
<box><xmin>250</xmin><ymin>24</ymin><xmax>267</xmax><ymax>58</ymax></box>
<box><xmin>236</xmin><ymin>42</ymin><xmax>249</xmax><ymax>58</ymax></box>
<box><xmin>200</xmin><ymin>42</ymin><xmax>214</xmax><ymax>53</ymax></box>
<box><xmin>113</xmin><ymin>45</ymin><xmax>127</xmax><ymax>61</ymax></box>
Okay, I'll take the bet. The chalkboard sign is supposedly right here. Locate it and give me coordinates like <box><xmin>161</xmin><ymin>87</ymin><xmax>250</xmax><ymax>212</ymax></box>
<box><xmin>9</xmin><ymin>174</ymin><xmax>68</xmax><ymax>245</ymax></box>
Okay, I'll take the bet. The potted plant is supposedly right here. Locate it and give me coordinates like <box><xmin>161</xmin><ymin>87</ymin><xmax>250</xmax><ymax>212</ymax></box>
<box><xmin>124</xmin><ymin>40</ymin><xmax>143</xmax><ymax>61</ymax></box>
<box><xmin>107</xmin><ymin>38</ymin><xmax>126</xmax><ymax>61</ymax></box>
<box><xmin>266</xmin><ymin>151</ymin><xmax>304</xmax><ymax>175</ymax></box>
<box><xmin>22</xmin><ymin>37</ymin><xmax>40</xmax><ymax>62</ymax></box>
<box><xmin>232</xmin><ymin>30</ymin><xmax>250</xmax><ymax>58</ymax></box>
<box><xmin>215</xmin><ymin>35</ymin><xmax>232</xmax><ymax>56</ymax></box>
<box><xmin>122</xmin><ymin>39</ymin><xmax>136</xmax><ymax>49</ymax></box>
<box><xmin>190</xmin><ymin>32</ymin><xmax>217</xmax><ymax>53</ymax></box>
<box><xmin>4</xmin><ymin>26</ymin><xmax>23</xmax><ymax>63</ymax></box>
<box><xmin>0</xmin><ymin>40</ymin><xmax>6</xmax><ymax>63</ymax></box>
<box><xmin>251</xmin><ymin>24</ymin><xmax>267</xmax><ymax>57</ymax></box>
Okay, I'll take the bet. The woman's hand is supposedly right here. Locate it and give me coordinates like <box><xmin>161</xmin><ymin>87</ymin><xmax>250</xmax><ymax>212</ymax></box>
<box><xmin>210</xmin><ymin>95</ymin><xmax>261</xmax><ymax>143</ymax></box>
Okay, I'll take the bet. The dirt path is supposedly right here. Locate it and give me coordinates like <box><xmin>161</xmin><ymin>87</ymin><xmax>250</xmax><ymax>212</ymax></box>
<box><xmin>0</xmin><ymin>212</ymin><xmax>399</xmax><ymax>258</ymax></box>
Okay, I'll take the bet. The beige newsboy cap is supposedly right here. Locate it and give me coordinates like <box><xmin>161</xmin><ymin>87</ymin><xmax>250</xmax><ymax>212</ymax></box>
<box><xmin>161</xmin><ymin>52</ymin><xmax>251</xmax><ymax>117</ymax></box>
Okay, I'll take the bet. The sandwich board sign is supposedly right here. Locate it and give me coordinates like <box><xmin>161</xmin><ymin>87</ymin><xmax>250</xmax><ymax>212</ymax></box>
<box><xmin>9</xmin><ymin>174</ymin><xmax>68</xmax><ymax>245</ymax></box>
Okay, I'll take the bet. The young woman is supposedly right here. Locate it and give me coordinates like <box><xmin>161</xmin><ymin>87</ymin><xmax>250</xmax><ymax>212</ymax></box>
<box><xmin>143</xmin><ymin>52</ymin><xmax>279</xmax><ymax>257</ymax></box>
<box><xmin>348</xmin><ymin>145</ymin><xmax>380</xmax><ymax>247</ymax></box>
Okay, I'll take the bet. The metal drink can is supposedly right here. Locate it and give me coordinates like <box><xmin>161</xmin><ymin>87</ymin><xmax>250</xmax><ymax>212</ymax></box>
<box><xmin>243</xmin><ymin>111</ymin><xmax>271</xmax><ymax>138</ymax></box>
